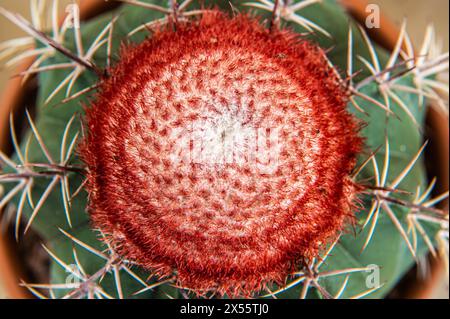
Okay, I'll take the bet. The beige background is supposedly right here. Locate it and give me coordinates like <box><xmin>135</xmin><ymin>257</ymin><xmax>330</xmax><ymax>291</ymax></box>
<box><xmin>0</xmin><ymin>0</ymin><xmax>448</xmax><ymax>299</ymax></box>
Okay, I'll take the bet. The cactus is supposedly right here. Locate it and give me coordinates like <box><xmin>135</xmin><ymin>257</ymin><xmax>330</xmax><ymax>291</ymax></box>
<box><xmin>0</xmin><ymin>0</ymin><xmax>448</xmax><ymax>299</ymax></box>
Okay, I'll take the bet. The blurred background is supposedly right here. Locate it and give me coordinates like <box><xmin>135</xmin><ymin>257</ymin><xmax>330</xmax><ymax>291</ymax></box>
<box><xmin>0</xmin><ymin>0</ymin><xmax>448</xmax><ymax>299</ymax></box>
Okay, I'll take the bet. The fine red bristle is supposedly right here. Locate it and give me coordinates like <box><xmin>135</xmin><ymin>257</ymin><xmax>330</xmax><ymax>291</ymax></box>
<box><xmin>81</xmin><ymin>11</ymin><xmax>362</xmax><ymax>297</ymax></box>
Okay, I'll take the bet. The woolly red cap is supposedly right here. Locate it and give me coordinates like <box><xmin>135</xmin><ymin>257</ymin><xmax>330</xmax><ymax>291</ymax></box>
<box><xmin>81</xmin><ymin>11</ymin><xmax>362</xmax><ymax>297</ymax></box>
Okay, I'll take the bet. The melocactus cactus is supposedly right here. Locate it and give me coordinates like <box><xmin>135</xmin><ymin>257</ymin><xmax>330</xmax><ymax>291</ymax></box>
<box><xmin>83</xmin><ymin>11</ymin><xmax>361</xmax><ymax>296</ymax></box>
<box><xmin>0</xmin><ymin>0</ymin><xmax>448</xmax><ymax>299</ymax></box>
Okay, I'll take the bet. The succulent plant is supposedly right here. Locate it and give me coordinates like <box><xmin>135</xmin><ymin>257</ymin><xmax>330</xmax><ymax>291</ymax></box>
<box><xmin>0</xmin><ymin>0</ymin><xmax>448</xmax><ymax>299</ymax></box>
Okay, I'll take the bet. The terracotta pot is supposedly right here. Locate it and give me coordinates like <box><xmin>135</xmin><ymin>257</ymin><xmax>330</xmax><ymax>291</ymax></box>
<box><xmin>0</xmin><ymin>0</ymin><xmax>448</xmax><ymax>299</ymax></box>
